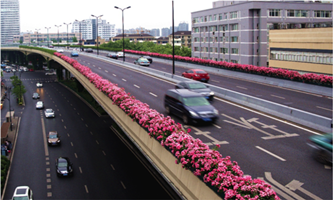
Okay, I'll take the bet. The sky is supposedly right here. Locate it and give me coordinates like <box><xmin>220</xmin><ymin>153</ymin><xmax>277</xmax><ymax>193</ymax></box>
<box><xmin>20</xmin><ymin>0</ymin><xmax>216</xmax><ymax>34</ymax></box>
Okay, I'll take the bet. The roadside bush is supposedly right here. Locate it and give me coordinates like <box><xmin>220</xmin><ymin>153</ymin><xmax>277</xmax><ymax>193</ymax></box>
<box><xmin>1</xmin><ymin>155</ymin><xmax>10</xmax><ymax>193</ymax></box>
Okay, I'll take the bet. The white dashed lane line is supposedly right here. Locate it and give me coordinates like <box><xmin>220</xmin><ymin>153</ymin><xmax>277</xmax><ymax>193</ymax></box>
<box><xmin>113</xmin><ymin>74</ymin><xmax>117</xmax><ymax>76</ymax></box>
<box><xmin>236</xmin><ymin>86</ymin><xmax>247</xmax><ymax>90</ymax></box>
<box><xmin>84</xmin><ymin>185</ymin><xmax>89</xmax><ymax>193</ymax></box>
<box><xmin>271</xmin><ymin>94</ymin><xmax>285</xmax><ymax>99</ymax></box>
<box><xmin>122</xmin><ymin>79</ymin><xmax>127</xmax><ymax>82</ymax></box>
<box><xmin>134</xmin><ymin>84</ymin><xmax>140</xmax><ymax>88</ymax></box>
<box><xmin>105</xmin><ymin>70</ymin><xmax>108</xmax><ymax>73</ymax></box>
<box><xmin>149</xmin><ymin>92</ymin><xmax>157</xmax><ymax>97</ymax></box>
<box><xmin>211</xmin><ymin>79</ymin><xmax>220</xmax><ymax>83</ymax></box>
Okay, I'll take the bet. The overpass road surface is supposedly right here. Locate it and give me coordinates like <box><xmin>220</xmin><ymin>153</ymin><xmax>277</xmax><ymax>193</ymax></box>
<box><xmin>2</xmin><ymin>72</ymin><xmax>179</xmax><ymax>199</ymax></box>
<box><xmin>62</xmin><ymin>51</ymin><xmax>332</xmax><ymax>199</ymax></box>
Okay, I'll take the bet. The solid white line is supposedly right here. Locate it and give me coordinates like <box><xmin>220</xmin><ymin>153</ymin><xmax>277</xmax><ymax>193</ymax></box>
<box><xmin>134</xmin><ymin>84</ymin><xmax>140</xmax><ymax>88</ymax></box>
<box><xmin>215</xmin><ymin>97</ymin><xmax>322</xmax><ymax>135</ymax></box>
<box><xmin>41</xmin><ymin>117</ymin><xmax>49</xmax><ymax>157</ymax></box>
<box><xmin>316</xmin><ymin>106</ymin><xmax>332</xmax><ymax>112</ymax></box>
<box><xmin>256</xmin><ymin>146</ymin><xmax>286</xmax><ymax>161</ymax></box>
<box><xmin>236</xmin><ymin>86</ymin><xmax>247</xmax><ymax>90</ymax></box>
<box><xmin>149</xmin><ymin>92</ymin><xmax>157</xmax><ymax>97</ymax></box>
<box><xmin>271</xmin><ymin>94</ymin><xmax>286</xmax><ymax>100</ymax></box>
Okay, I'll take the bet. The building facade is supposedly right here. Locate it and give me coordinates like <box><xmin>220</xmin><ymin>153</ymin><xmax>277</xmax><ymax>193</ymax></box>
<box><xmin>191</xmin><ymin>0</ymin><xmax>332</xmax><ymax>66</ymax></box>
<box><xmin>16</xmin><ymin>32</ymin><xmax>81</xmax><ymax>44</ymax></box>
<box><xmin>1</xmin><ymin>0</ymin><xmax>20</xmax><ymax>44</ymax></box>
<box><xmin>161</xmin><ymin>28</ymin><xmax>171</xmax><ymax>37</ymax></box>
<box><xmin>178</xmin><ymin>22</ymin><xmax>189</xmax><ymax>31</ymax></box>
<box><xmin>168</xmin><ymin>31</ymin><xmax>192</xmax><ymax>48</ymax></box>
<box><xmin>111</xmin><ymin>33</ymin><xmax>155</xmax><ymax>43</ymax></box>
<box><xmin>150</xmin><ymin>29</ymin><xmax>160</xmax><ymax>37</ymax></box>
<box><xmin>269</xmin><ymin>27</ymin><xmax>332</xmax><ymax>75</ymax></box>
<box><xmin>72</xmin><ymin>19</ymin><xmax>115</xmax><ymax>41</ymax></box>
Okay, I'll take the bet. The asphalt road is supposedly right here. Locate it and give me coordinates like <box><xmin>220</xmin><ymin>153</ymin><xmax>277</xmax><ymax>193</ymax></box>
<box><xmin>2</xmin><ymin>71</ymin><xmax>177</xmax><ymax>199</ymax></box>
<box><xmin>79</xmin><ymin>49</ymin><xmax>332</xmax><ymax>118</ymax></box>
<box><xmin>63</xmin><ymin>51</ymin><xmax>332</xmax><ymax>200</ymax></box>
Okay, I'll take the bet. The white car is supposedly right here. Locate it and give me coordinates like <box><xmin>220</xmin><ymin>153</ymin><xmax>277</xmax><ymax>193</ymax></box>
<box><xmin>12</xmin><ymin>186</ymin><xmax>33</xmax><ymax>200</ymax></box>
<box><xmin>45</xmin><ymin>71</ymin><xmax>56</xmax><ymax>75</ymax></box>
<box><xmin>57</xmin><ymin>49</ymin><xmax>64</xmax><ymax>53</ymax></box>
<box><xmin>36</xmin><ymin>101</ymin><xmax>44</xmax><ymax>109</ymax></box>
<box><xmin>45</xmin><ymin>108</ymin><xmax>55</xmax><ymax>118</ymax></box>
<box><xmin>36</xmin><ymin>82</ymin><xmax>43</xmax><ymax>87</ymax></box>
<box><xmin>117</xmin><ymin>52</ymin><xmax>124</xmax><ymax>57</ymax></box>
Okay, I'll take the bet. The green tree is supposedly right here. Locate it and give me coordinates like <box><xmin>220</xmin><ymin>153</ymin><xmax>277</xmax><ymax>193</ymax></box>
<box><xmin>19</xmin><ymin>40</ymin><xmax>23</xmax><ymax>44</ymax></box>
<box><xmin>72</xmin><ymin>36</ymin><xmax>78</xmax><ymax>42</ymax></box>
<box><xmin>10</xmin><ymin>76</ymin><xmax>26</xmax><ymax>104</ymax></box>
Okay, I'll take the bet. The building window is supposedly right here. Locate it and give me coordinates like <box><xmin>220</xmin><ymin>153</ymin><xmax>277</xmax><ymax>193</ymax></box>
<box><xmin>204</xmin><ymin>16</ymin><xmax>207</xmax><ymax>22</ymax></box>
<box><xmin>224</xmin><ymin>13</ymin><xmax>228</xmax><ymax>19</ymax></box>
<box><xmin>231</xmin><ymin>24</ymin><xmax>238</xmax><ymax>31</ymax></box>
<box><xmin>230</xmin><ymin>11</ymin><xmax>238</xmax><ymax>19</ymax></box>
<box><xmin>213</xmin><ymin>14</ymin><xmax>217</xmax><ymax>21</ymax></box>
<box><xmin>269</xmin><ymin>9</ymin><xmax>281</xmax><ymax>17</ymax></box>
<box><xmin>314</xmin><ymin>10</ymin><xmax>332</xmax><ymax>18</ymax></box>
<box><xmin>231</xmin><ymin>60</ymin><xmax>238</xmax><ymax>63</ymax></box>
<box><xmin>194</xmin><ymin>47</ymin><xmax>199</xmax><ymax>51</ymax></box>
<box><xmin>219</xmin><ymin>14</ymin><xmax>223</xmax><ymax>20</ymax></box>
<box><xmin>220</xmin><ymin>48</ymin><xmax>228</xmax><ymax>54</ymax></box>
<box><xmin>231</xmin><ymin>48</ymin><xmax>238</xmax><ymax>54</ymax></box>
<box><xmin>287</xmin><ymin>10</ymin><xmax>308</xmax><ymax>17</ymax></box>
<box><xmin>205</xmin><ymin>47</ymin><xmax>208</xmax><ymax>52</ymax></box>
<box><xmin>231</xmin><ymin>36</ymin><xmax>238</xmax><ymax>42</ymax></box>
<box><xmin>209</xmin><ymin>15</ymin><xmax>212</xmax><ymax>21</ymax></box>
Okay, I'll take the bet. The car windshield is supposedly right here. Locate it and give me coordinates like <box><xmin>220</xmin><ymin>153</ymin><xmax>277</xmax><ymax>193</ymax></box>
<box><xmin>58</xmin><ymin>160</ymin><xmax>68</xmax><ymax>167</ymax></box>
<box><xmin>182</xmin><ymin>96</ymin><xmax>210</xmax><ymax>106</ymax></box>
<box><xmin>37</xmin><ymin>102</ymin><xmax>42</xmax><ymax>105</ymax></box>
<box><xmin>45</xmin><ymin>109</ymin><xmax>53</xmax><ymax>113</ymax></box>
<box><xmin>13</xmin><ymin>197</ymin><xmax>29</xmax><ymax>200</ymax></box>
<box><xmin>139</xmin><ymin>58</ymin><xmax>148</xmax><ymax>62</ymax></box>
<box><xmin>49</xmin><ymin>134</ymin><xmax>58</xmax><ymax>139</ymax></box>
<box><xmin>187</xmin><ymin>83</ymin><xmax>207</xmax><ymax>89</ymax></box>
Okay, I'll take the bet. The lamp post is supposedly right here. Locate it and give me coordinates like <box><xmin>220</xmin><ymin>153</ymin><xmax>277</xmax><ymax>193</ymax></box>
<box><xmin>75</xmin><ymin>20</ymin><xmax>85</xmax><ymax>51</ymax></box>
<box><xmin>114</xmin><ymin>6</ymin><xmax>131</xmax><ymax>62</ymax></box>
<box><xmin>64</xmin><ymin>22</ymin><xmax>72</xmax><ymax>48</ymax></box>
<box><xmin>4</xmin><ymin>87</ymin><xmax>12</xmax><ymax>131</ymax></box>
<box><xmin>91</xmin><ymin>14</ymin><xmax>103</xmax><ymax>55</ymax></box>
<box><xmin>172</xmin><ymin>0</ymin><xmax>175</xmax><ymax>76</ymax></box>
<box><xmin>45</xmin><ymin>27</ymin><xmax>51</xmax><ymax>47</ymax></box>
<box><xmin>35</xmin><ymin>29</ymin><xmax>40</xmax><ymax>46</ymax></box>
<box><xmin>27</xmin><ymin>30</ymin><xmax>32</xmax><ymax>46</ymax></box>
<box><xmin>55</xmin><ymin>25</ymin><xmax>62</xmax><ymax>47</ymax></box>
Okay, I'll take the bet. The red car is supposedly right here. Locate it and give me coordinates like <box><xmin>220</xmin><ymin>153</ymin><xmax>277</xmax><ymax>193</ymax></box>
<box><xmin>29</xmin><ymin>68</ymin><xmax>34</xmax><ymax>72</ymax></box>
<box><xmin>182</xmin><ymin>69</ymin><xmax>210</xmax><ymax>82</ymax></box>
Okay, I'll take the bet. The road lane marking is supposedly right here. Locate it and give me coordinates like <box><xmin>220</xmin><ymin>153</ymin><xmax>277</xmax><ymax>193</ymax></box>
<box><xmin>90</xmin><ymin>131</ymin><xmax>93</xmax><ymax>135</ymax></box>
<box><xmin>77</xmin><ymin>112</ymin><xmax>80</xmax><ymax>115</ymax></box>
<box><xmin>213</xmin><ymin>124</ymin><xmax>221</xmax><ymax>129</ymax></box>
<box><xmin>41</xmin><ymin>117</ymin><xmax>49</xmax><ymax>156</ymax></box>
<box><xmin>134</xmin><ymin>84</ymin><xmax>140</xmax><ymax>88</ymax></box>
<box><xmin>61</xmin><ymin>119</ymin><xmax>64</xmax><ymax>122</ymax></box>
<box><xmin>47</xmin><ymin>179</ymin><xmax>51</xmax><ymax>183</ymax></box>
<box><xmin>102</xmin><ymin>151</ymin><xmax>106</xmax><ymax>155</ymax></box>
<box><xmin>71</xmin><ymin>142</ymin><xmax>73</xmax><ymax>146</ymax></box>
<box><xmin>270</xmin><ymin>94</ymin><xmax>285</xmax><ymax>99</ymax></box>
<box><xmin>113</xmin><ymin>74</ymin><xmax>116</xmax><ymax>76</ymax></box>
<box><xmin>46</xmin><ymin>162</ymin><xmax>50</xmax><ymax>165</ymax></box>
<box><xmin>59</xmin><ymin>114</ymin><xmax>61</xmax><ymax>117</ymax></box>
<box><xmin>81</xmin><ymin>118</ymin><xmax>84</xmax><ymax>121</ymax></box>
<box><xmin>255</xmin><ymin>146</ymin><xmax>286</xmax><ymax>161</ymax></box>
<box><xmin>47</xmin><ymin>185</ymin><xmax>51</xmax><ymax>189</ymax></box>
<box><xmin>96</xmin><ymin>140</ymin><xmax>99</xmax><ymax>145</ymax></box>
<box><xmin>84</xmin><ymin>185</ymin><xmax>89</xmax><ymax>193</ymax></box>
<box><xmin>98</xmin><ymin>67</ymin><xmax>101</xmax><ymax>70</ymax></box>
<box><xmin>121</xmin><ymin>181</ymin><xmax>126</xmax><ymax>189</ymax></box>
<box><xmin>74</xmin><ymin>153</ymin><xmax>78</xmax><ymax>158</ymax></box>
<box><xmin>149</xmin><ymin>92</ymin><xmax>157</xmax><ymax>97</ymax></box>
<box><xmin>286</xmin><ymin>180</ymin><xmax>322</xmax><ymax>200</ymax></box>
<box><xmin>105</xmin><ymin>70</ymin><xmax>108</xmax><ymax>73</ymax></box>
<box><xmin>47</xmin><ymin>192</ymin><xmax>52</xmax><ymax>197</ymax></box>
<box><xmin>236</xmin><ymin>86</ymin><xmax>247</xmax><ymax>90</ymax></box>
<box><xmin>79</xmin><ymin>167</ymin><xmax>82</xmax><ymax>173</ymax></box>
<box><xmin>46</xmin><ymin>173</ymin><xmax>50</xmax><ymax>177</ymax></box>
<box><xmin>110</xmin><ymin>164</ymin><xmax>115</xmax><ymax>170</ymax></box>
<box><xmin>211</xmin><ymin>80</ymin><xmax>220</xmax><ymax>83</ymax></box>
<box><xmin>122</xmin><ymin>78</ymin><xmax>127</xmax><ymax>82</ymax></box>
<box><xmin>316</xmin><ymin>106</ymin><xmax>332</xmax><ymax>112</ymax></box>
<box><xmin>85</xmin><ymin>124</ymin><xmax>88</xmax><ymax>127</ymax></box>
<box><xmin>46</xmin><ymin>168</ymin><xmax>50</xmax><ymax>172</ymax></box>
<box><xmin>64</xmin><ymin>126</ymin><xmax>67</xmax><ymax>129</ymax></box>
<box><xmin>67</xmin><ymin>133</ymin><xmax>70</xmax><ymax>137</ymax></box>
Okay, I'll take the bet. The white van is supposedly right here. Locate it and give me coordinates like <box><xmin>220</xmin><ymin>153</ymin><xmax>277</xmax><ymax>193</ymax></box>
<box><xmin>117</xmin><ymin>52</ymin><xmax>124</xmax><ymax>58</ymax></box>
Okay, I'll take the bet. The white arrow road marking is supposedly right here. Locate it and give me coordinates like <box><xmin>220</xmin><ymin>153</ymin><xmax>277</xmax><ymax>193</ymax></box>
<box><xmin>184</xmin><ymin>126</ymin><xmax>228</xmax><ymax>146</ymax></box>
<box><xmin>286</xmin><ymin>180</ymin><xmax>322</xmax><ymax>200</ymax></box>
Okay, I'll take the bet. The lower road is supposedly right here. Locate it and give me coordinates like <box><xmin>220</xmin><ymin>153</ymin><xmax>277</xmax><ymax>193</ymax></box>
<box><xmin>63</xmin><ymin>52</ymin><xmax>332</xmax><ymax>199</ymax></box>
<box><xmin>2</xmin><ymin>71</ymin><xmax>178</xmax><ymax>199</ymax></box>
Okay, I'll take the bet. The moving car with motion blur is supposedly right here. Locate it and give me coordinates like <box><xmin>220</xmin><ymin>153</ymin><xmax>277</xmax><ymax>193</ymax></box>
<box><xmin>36</xmin><ymin>82</ymin><xmax>43</xmax><ymax>87</ymax></box>
<box><xmin>141</xmin><ymin>56</ymin><xmax>153</xmax><ymax>64</ymax></box>
<box><xmin>36</xmin><ymin>101</ymin><xmax>44</xmax><ymax>109</ymax></box>
<box><xmin>70</xmin><ymin>50</ymin><xmax>79</xmax><ymax>57</ymax></box>
<box><xmin>44</xmin><ymin>108</ymin><xmax>55</xmax><ymax>118</ymax></box>
<box><xmin>85</xmin><ymin>48</ymin><xmax>93</xmax><ymax>53</ymax></box>
<box><xmin>107</xmin><ymin>53</ymin><xmax>118</xmax><ymax>59</ymax></box>
<box><xmin>56</xmin><ymin>157</ymin><xmax>73</xmax><ymax>177</ymax></box>
<box><xmin>57</xmin><ymin>49</ymin><xmax>64</xmax><ymax>53</ymax></box>
<box><xmin>48</xmin><ymin>131</ymin><xmax>61</xmax><ymax>146</ymax></box>
<box><xmin>175</xmin><ymin>81</ymin><xmax>214</xmax><ymax>101</ymax></box>
<box><xmin>182</xmin><ymin>69</ymin><xmax>210</xmax><ymax>83</ymax></box>
<box><xmin>307</xmin><ymin>133</ymin><xmax>332</xmax><ymax>164</ymax></box>
<box><xmin>134</xmin><ymin>57</ymin><xmax>150</xmax><ymax>66</ymax></box>
<box><xmin>117</xmin><ymin>51</ymin><xmax>124</xmax><ymax>57</ymax></box>
<box><xmin>164</xmin><ymin>89</ymin><xmax>218</xmax><ymax>124</ymax></box>
<box><xmin>32</xmin><ymin>92</ymin><xmax>40</xmax><ymax>99</ymax></box>
<box><xmin>12</xmin><ymin>186</ymin><xmax>33</xmax><ymax>200</ymax></box>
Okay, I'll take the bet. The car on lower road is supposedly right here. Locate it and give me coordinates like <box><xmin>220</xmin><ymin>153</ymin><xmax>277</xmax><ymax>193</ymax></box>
<box><xmin>307</xmin><ymin>133</ymin><xmax>332</xmax><ymax>164</ymax></box>
<box><xmin>70</xmin><ymin>51</ymin><xmax>79</xmax><ymax>57</ymax></box>
<box><xmin>141</xmin><ymin>56</ymin><xmax>153</xmax><ymax>63</ymax></box>
<box><xmin>36</xmin><ymin>101</ymin><xmax>44</xmax><ymax>109</ymax></box>
<box><xmin>48</xmin><ymin>131</ymin><xmax>61</xmax><ymax>146</ymax></box>
<box><xmin>107</xmin><ymin>52</ymin><xmax>118</xmax><ymax>59</ymax></box>
<box><xmin>56</xmin><ymin>157</ymin><xmax>73</xmax><ymax>177</ymax></box>
<box><xmin>36</xmin><ymin>82</ymin><xmax>43</xmax><ymax>87</ymax></box>
<box><xmin>117</xmin><ymin>51</ymin><xmax>124</xmax><ymax>57</ymax></box>
<box><xmin>32</xmin><ymin>92</ymin><xmax>40</xmax><ymax>99</ymax></box>
<box><xmin>134</xmin><ymin>57</ymin><xmax>150</xmax><ymax>66</ymax></box>
<box><xmin>57</xmin><ymin>49</ymin><xmax>64</xmax><ymax>53</ymax></box>
<box><xmin>182</xmin><ymin>69</ymin><xmax>210</xmax><ymax>83</ymax></box>
<box><xmin>175</xmin><ymin>81</ymin><xmax>214</xmax><ymax>101</ymax></box>
<box><xmin>85</xmin><ymin>48</ymin><xmax>93</xmax><ymax>53</ymax></box>
<box><xmin>45</xmin><ymin>71</ymin><xmax>56</xmax><ymax>75</ymax></box>
<box><xmin>44</xmin><ymin>108</ymin><xmax>55</xmax><ymax>118</ymax></box>
<box><xmin>12</xmin><ymin>186</ymin><xmax>33</xmax><ymax>200</ymax></box>
<box><xmin>164</xmin><ymin>89</ymin><xmax>218</xmax><ymax>124</ymax></box>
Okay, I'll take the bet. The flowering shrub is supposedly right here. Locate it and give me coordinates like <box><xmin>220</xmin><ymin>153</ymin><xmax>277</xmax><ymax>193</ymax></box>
<box><xmin>54</xmin><ymin>52</ymin><xmax>280</xmax><ymax>200</ymax></box>
<box><xmin>125</xmin><ymin>50</ymin><xmax>332</xmax><ymax>87</ymax></box>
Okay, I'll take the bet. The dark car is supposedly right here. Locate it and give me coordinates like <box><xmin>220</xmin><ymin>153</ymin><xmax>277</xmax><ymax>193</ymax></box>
<box><xmin>32</xmin><ymin>92</ymin><xmax>40</xmax><ymax>99</ymax></box>
<box><xmin>141</xmin><ymin>56</ymin><xmax>153</xmax><ymax>63</ymax></box>
<box><xmin>175</xmin><ymin>81</ymin><xmax>214</xmax><ymax>101</ymax></box>
<box><xmin>164</xmin><ymin>89</ymin><xmax>218</xmax><ymax>124</ymax></box>
<box><xmin>85</xmin><ymin>48</ymin><xmax>93</xmax><ymax>53</ymax></box>
<box><xmin>107</xmin><ymin>53</ymin><xmax>118</xmax><ymax>59</ymax></box>
<box><xmin>182</xmin><ymin>69</ymin><xmax>210</xmax><ymax>83</ymax></box>
<box><xmin>55</xmin><ymin>157</ymin><xmax>73</xmax><ymax>177</ymax></box>
<box><xmin>307</xmin><ymin>133</ymin><xmax>332</xmax><ymax>164</ymax></box>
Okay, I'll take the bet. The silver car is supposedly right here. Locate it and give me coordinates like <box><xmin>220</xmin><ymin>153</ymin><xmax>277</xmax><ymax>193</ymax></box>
<box><xmin>44</xmin><ymin>108</ymin><xmax>55</xmax><ymax>118</ymax></box>
<box><xmin>36</xmin><ymin>101</ymin><xmax>44</xmax><ymax>109</ymax></box>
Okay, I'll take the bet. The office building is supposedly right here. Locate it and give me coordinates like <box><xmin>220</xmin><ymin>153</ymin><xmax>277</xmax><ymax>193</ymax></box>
<box><xmin>169</xmin><ymin>31</ymin><xmax>191</xmax><ymax>48</ymax></box>
<box><xmin>191</xmin><ymin>0</ymin><xmax>332</xmax><ymax>66</ymax></box>
<box><xmin>72</xmin><ymin>19</ymin><xmax>115</xmax><ymax>41</ymax></box>
<box><xmin>150</xmin><ymin>29</ymin><xmax>160</xmax><ymax>37</ymax></box>
<box><xmin>15</xmin><ymin>32</ymin><xmax>81</xmax><ymax>44</ymax></box>
<box><xmin>178</xmin><ymin>22</ymin><xmax>189</xmax><ymax>31</ymax></box>
<box><xmin>1</xmin><ymin>0</ymin><xmax>20</xmax><ymax>44</ymax></box>
<box><xmin>161</xmin><ymin>28</ymin><xmax>171</xmax><ymax>37</ymax></box>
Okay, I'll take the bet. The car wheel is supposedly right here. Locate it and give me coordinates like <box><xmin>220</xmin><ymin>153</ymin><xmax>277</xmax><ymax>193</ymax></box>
<box><xmin>313</xmin><ymin>149</ymin><xmax>328</xmax><ymax>164</ymax></box>
<box><xmin>182</xmin><ymin>115</ymin><xmax>190</xmax><ymax>125</ymax></box>
<box><xmin>191</xmin><ymin>77</ymin><xmax>194</xmax><ymax>80</ymax></box>
<box><xmin>165</xmin><ymin>106</ymin><xmax>171</xmax><ymax>114</ymax></box>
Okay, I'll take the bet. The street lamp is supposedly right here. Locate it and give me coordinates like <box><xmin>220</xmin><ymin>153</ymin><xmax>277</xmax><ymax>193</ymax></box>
<box><xmin>35</xmin><ymin>29</ymin><xmax>40</xmax><ymax>46</ymax></box>
<box><xmin>114</xmin><ymin>6</ymin><xmax>131</xmax><ymax>62</ymax></box>
<box><xmin>27</xmin><ymin>30</ymin><xmax>32</xmax><ymax>46</ymax></box>
<box><xmin>64</xmin><ymin>22</ymin><xmax>72</xmax><ymax>48</ymax></box>
<box><xmin>75</xmin><ymin>20</ymin><xmax>85</xmax><ymax>51</ymax></box>
<box><xmin>45</xmin><ymin>27</ymin><xmax>51</xmax><ymax>47</ymax></box>
<box><xmin>55</xmin><ymin>25</ymin><xmax>62</xmax><ymax>47</ymax></box>
<box><xmin>4</xmin><ymin>87</ymin><xmax>12</xmax><ymax>131</ymax></box>
<box><xmin>172</xmin><ymin>0</ymin><xmax>175</xmax><ymax>76</ymax></box>
<box><xmin>91</xmin><ymin>14</ymin><xmax>103</xmax><ymax>55</ymax></box>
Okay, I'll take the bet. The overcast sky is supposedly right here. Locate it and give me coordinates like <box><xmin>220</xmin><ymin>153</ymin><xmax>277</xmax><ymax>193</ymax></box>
<box><xmin>20</xmin><ymin>0</ymin><xmax>216</xmax><ymax>34</ymax></box>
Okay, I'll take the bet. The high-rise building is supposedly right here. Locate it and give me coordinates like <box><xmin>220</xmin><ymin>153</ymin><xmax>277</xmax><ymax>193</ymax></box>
<box><xmin>178</xmin><ymin>22</ymin><xmax>189</xmax><ymax>31</ymax></box>
<box><xmin>1</xmin><ymin>0</ymin><xmax>20</xmax><ymax>44</ymax></box>
<box><xmin>161</xmin><ymin>28</ymin><xmax>171</xmax><ymax>37</ymax></box>
<box><xmin>150</xmin><ymin>29</ymin><xmax>160</xmax><ymax>37</ymax></box>
<box><xmin>170</xmin><ymin>26</ymin><xmax>179</xmax><ymax>34</ymax></box>
<box><xmin>191</xmin><ymin>0</ymin><xmax>332</xmax><ymax>66</ymax></box>
<box><xmin>72</xmin><ymin>19</ymin><xmax>115</xmax><ymax>41</ymax></box>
